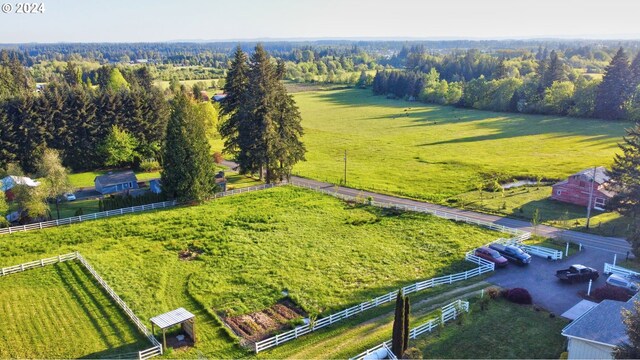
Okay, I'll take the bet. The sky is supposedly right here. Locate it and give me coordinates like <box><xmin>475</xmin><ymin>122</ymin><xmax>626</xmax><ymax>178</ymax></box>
<box><xmin>1</xmin><ymin>0</ymin><xmax>640</xmax><ymax>43</ymax></box>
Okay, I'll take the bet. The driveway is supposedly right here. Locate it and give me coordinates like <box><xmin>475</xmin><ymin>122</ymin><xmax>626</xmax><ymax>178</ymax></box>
<box><xmin>488</xmin><ymin>247</ymin><xmax>618</xmax><ymax>315</ymax></box>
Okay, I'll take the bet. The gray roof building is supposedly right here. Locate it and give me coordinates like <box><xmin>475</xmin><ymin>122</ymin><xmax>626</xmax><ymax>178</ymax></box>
<box><xmin>562</xmin><ymin>297</ymin><xmax>636</xmax><ymax>359</ymax></box>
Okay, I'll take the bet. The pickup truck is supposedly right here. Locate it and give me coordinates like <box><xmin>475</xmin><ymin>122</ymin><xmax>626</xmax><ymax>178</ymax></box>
<box><xmin>489</xmin><ymin>243</ymin><xmax>532</xmax><ymax>265</ymax></box>
<box><xmin>556</xmin><ymin>264</ymin><xmax>599</xmax><ymax>283</ymax></box>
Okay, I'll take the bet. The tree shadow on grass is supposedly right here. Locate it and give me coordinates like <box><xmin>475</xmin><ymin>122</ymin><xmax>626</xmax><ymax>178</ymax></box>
<box><xmin>308</xmin><ymin>88</ymin><xmax>627</xmax><ymax>147</ymax></box>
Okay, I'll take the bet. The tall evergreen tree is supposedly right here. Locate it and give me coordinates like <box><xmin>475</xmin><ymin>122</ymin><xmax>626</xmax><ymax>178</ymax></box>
<box><xmin>609</xmin><ymin>122</ymin><xmax>640</xmax><ymax>211</ymax></box>
<box><xmin>595</xmin><ymin>48</ymin><xmax>632</xmax><ymax>120</ymax></box>
<box><xmin>391</xmin><ymin>290</ymin><xmax>410</xmax><ymax>358</ymax></box>
<box><xmin>161</xmin><ymin>92</ymin><xmax>217</xmax><ymax>201</ymax></box>
<box><xmin>615</xmin><ymin>300</ymin><xmax>640</xmax><ymax>359</ymax></box>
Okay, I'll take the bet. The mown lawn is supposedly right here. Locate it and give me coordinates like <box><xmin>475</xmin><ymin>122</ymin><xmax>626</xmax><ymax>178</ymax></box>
<box><xmin>412</xmin><ymin>299</ymin><xmax>568</xmax><ymax>359</ymax></box>
<box><xmin>0</xmin><ymin>186</ymin><xmax>501</xmax><ymax>358</ymax></box>
<box><xmin>281</xmin><ymin>88</ymin><xmax>627</xmax><ymax>228</ymax></box>
<box><xmin>0</xmin><ymin>261</ymin><xmax>149</xmax><ymax>359</ymax></box>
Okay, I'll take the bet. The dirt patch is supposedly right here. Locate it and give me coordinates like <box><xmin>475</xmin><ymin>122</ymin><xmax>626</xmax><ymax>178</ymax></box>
<box><xmin>220</xmin><ymin>299</ymin><xmax>307</xmax><ymax>342</ymax></box>
<box><xmin>178</xmin><ymin>248</ymin><xmax>203</xmax><ymax>261</ymax></box>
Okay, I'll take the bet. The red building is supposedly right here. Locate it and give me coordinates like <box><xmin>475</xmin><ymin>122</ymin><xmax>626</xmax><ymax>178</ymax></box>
<box><xmin>551</xmin><ymin>167</ymin><xmax>614</xmax><ymax>210</ymax></box>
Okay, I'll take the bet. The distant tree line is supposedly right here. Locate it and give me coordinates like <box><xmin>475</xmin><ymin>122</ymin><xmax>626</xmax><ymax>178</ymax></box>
<box><xmin>373</xmin><ymin>47</ymin><xmax>640</xmax><ymax>121</ymax></box>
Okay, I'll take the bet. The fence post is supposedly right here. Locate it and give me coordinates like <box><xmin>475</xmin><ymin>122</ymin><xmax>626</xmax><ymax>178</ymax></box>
<box><xmin>587</xmin><ymin>279</ymin><xmax>593</xmax><ymax>296</ymax></box>
<box><xmin>565</xmin><ymin>242</ymin><xmax>569</xmax><ymax>257</ymax></box>
<box><xmin>613</xmin><ymin>254</ymin><xmax>617</xmax><ymax>266</ymax></box>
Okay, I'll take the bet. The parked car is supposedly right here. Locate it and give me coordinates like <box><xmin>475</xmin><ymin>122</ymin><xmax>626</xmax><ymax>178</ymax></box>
<box><xmin>556</xmin><ymin>264</ymin><xmax>599</xmax><ymax>283</ymax></box>
<box><xmin>489</xmin><ymin>243</ymin><xmax>532</xmax><ymax>265</ymax></box>
<box><xmin>64</xmin><ymin>193</ymin><xmax>76</xmax><ymax>201</ymax></box>
<box><xmin>606</xmin><ymin>274</ymin><xmax>640</xmax><ymax>294</ymax></box>
<box><xmin>474</xmin><ymin>247</ymin><xmax>508</xmax><ymax>267</ymax></box>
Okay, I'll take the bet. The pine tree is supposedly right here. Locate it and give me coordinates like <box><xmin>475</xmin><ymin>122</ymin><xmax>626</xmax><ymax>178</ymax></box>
<box><xmin>161</xmin><ymin>92</ymin><xmax>217</xmax><ymax>201</ymax></box>
<box><xmin>615</xmin><ymin>300</ymin><xmax>640</xmax><ymax>358</ymax></box>
<box><xmin>391</xmin><ymin>290</ymin><xmax>410</xmax><ymax>358</ymax></box>
<box><xmin>608</xmin><ymin>122</ymin><xmax>640</xmax><ymax>254</ymax></box>
<box><xmin>595</xmin><ymin>48</ymin><xmax>632</xmax><ymax>120</ymax></box>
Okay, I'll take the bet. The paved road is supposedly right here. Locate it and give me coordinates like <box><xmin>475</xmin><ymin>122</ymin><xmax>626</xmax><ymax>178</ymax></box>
<box><xmin>219</xmin><ymin>161</ymin><xmax>630</xmax><ymax>255</ymax></box>
<box><xmin>488</xmin><ymin>246</ymin><xmax>615</xmax><ymax>316</ymax></box>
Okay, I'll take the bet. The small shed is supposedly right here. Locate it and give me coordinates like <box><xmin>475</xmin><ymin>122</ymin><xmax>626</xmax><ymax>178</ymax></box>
<box><xmin>94</xmin><ymin>170</ymin><xmax>139</xmax><ymax>195</ymax></box>
<box><xmin>150</xmin><ymin>308</ymin><xmax>196</xmax><ymax>349</ymax></box>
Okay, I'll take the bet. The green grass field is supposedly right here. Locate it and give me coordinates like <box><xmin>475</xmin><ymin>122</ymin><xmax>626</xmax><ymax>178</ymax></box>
<box><xmin>0</xmin><ymin>261</ymin><xmax>148</xmax><ymax>359</ymax></box>
<box><xmin>282</xmin><ymin>88</ymin><xmax>628</xmax><ymax>230</ymax></box>
<box><xmin>412</xmin><ymin>299</ymin><xmax>568</xmax><ymax>359</ymax></box>
<box><xmin>0</xmin><ymin>186</ymin><xmax>500</xmax><ymax>358</ymax></box>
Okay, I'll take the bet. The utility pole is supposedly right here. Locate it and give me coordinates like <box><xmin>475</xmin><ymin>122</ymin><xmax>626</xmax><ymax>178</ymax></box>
<box><xmin>344</xmin><ymin>150</ymin><xmax>347</xmax><ymax>185</ymax></box>
<box><xmin>585</xmin><ymin>166</ymin><xmax>597</xmax><ymax>229</ymax></box>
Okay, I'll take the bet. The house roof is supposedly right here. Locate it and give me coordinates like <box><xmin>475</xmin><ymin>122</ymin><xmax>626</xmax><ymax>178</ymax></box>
<box><xmin>562</xmin><ymin>298</ymin><xmax>635</xmax><ymax>347</ymax></box>
<box><xmin>1</xmin><ymin>176</ymin><xmax>41</xmax><ymax>191</ymax></box>
<box><xmin>150</xmin><ymin>308</ymin><xmax>195</xmax><ymax>329</ymax></box>
<box><xmin>95</xmin><ymin>170</ymin><xmax>138</xmax><ymax>187</ymax></box>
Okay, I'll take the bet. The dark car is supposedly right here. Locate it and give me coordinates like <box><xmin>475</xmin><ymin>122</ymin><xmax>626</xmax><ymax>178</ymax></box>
<box><xmin>489</xmin><ymin>243</ymin><xmax>532</xmax><ymax>265</ymax></box>
<box><xmin>556</xmin><ymin>264</ymin><xmax>599</xmax><ymax>283</ymax></box>
<box><xmin>474</xmin><ymin>247</ymin><xmax>508</xmax><ymax>267</ymax></box>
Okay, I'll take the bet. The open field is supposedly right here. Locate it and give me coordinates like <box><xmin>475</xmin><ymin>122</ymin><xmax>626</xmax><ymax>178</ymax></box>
<box><xmin>0</xmin><ymin>261</ymin><xmax>148</xmax><ymax>359</ymax></box>
<box><xmin>0</xmin><ymin>186</ymin><xmax>501</xmax><ymax>357</ymax></box>
<box><xmin>283</xmin><ymin>88</ymin><xmax>628</xmax><ymax>229</ymax></box>
<box><xmin>412</xmin><ymin>298</ymin><xmax>568</xmax><ymax>359</ymax></box>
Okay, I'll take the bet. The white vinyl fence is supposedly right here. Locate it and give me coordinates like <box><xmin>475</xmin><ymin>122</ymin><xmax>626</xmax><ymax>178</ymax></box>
<box><xmin>604</xmin><ymin>263</ymin><xmax>640</xmax><ymax>278</ymax></box>
<box><xmin>0</xmin><ymin>253</ymin><xmax>163</xmax><ymax>360</ymax></box>
<box><xmin>254</xmin><ymin>256</ymin><xmax>492</xmax><ymax>353</ymax></box>
<box><xmin>0</xmin><ymin>183</ymin><xmax>277</xmax><ymax>236</ymax></box>
<box><xmin>496</xmin><ymin>238</ymin><xmax>563</xmax><ymax>260</ymax></box>
<box><xmin>350</xmin><ymin>299</ymin><xmax>470</xmax><ymax>360</ymax></box>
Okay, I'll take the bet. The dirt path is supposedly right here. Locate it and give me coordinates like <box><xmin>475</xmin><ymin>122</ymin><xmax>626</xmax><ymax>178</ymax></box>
<box><xmin>275</xmin><ymin>281</ymin><xmax>489</xmax><ymax>359</ymax></box>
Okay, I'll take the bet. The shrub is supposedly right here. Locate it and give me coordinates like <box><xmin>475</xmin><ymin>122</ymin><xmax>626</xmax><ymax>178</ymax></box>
<box><xmin>74</xmin><ymin>208</ymin><xmax>84</xmax><ymax>216</ymax></box>
<box><xmin>500</xmin><ymin>288</ymin><xmax>510</xmax><ymax>298</ymax></box>
<box><xmin>486</xmin><ymin>287</ymin><xmax>501</xmax><ymax>299</ymax></box>
<box><xmin>591</xmin><ymin>286</ymin><xmax>632</xmax><ymax>302</ymax></box>
<box><xmin>139</xmin><ymin>159</ymin><xmax>161</xmax><ymax>172</ymax></box>
<box><xmin>213</xmin><ymin>152</ymin><xmax>224</xmax><ymax>164</ymax></box>
<box><xmin>402</xmin><ymin>347</ymin><xmax>422</xmax><ymax>359</ymax></box>
<box><xmin>507</xmin><ymin>288</ymin><xmax>532</xmax><ymax>304</ymax></box>
<box><xmin>479</xmin><ymin>296</ymin><xmax>490</xmax><ymax>311</ymax></box>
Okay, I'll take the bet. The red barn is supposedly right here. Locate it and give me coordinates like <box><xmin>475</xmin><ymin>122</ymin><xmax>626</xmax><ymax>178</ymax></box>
<box><xmin>551</xmin><ymin>167</ymin><xmax>614</xmax><ymax>210</ymax></box>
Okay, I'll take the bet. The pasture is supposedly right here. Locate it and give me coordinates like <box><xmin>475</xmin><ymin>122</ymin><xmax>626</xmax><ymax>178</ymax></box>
<box><xmin>292</xmin><ymin>89</ymin><xmax>626</xmax><ymax>203</ymax></box>
<box><xmin>0</xmin><ymin>261</ymin><xmax>148</xmax><ymax>359</ymax></box>
<box><xmin>288</xmin><ymin>88</ymin><xmax>628</xmax><ymax>229</ymax></box>
<box><xmin>0</xmin><ymin>186</ymin><xmax>500</xmax><ymax>358</ymax></box>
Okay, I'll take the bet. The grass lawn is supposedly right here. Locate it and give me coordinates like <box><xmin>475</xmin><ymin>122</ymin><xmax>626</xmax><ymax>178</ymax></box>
<box><xmin>0</xmin><ymin>186</ymin><xmax>501</xmax><ymax>358</ymax></box>
<box><xmin>54</xmin><ymin>198</ymin><xmax>101</xmax><ymax>218</ymax></box>
<box><xmin>0</xmin><ymin>261</ymin><xmax>149</xmax><ymax>359</ymax></box>
<box><xmin>68</xmin><ymin>170</ymin><xmax>161</xmax><ymax>188</ymax></box>
<box><xmin>412</xmin><ymin>298</ymin><xmax>568</xmax><ymax>359</ymax></box>
<box><xmin>455</xmin><ymin>185</ymin><xmax>631</xmax><ymax>237</ymax></box>
<box><xmin>274</xmin><ymin>88</ymin><xmax>628</xmax><ymax>229</ymax></box>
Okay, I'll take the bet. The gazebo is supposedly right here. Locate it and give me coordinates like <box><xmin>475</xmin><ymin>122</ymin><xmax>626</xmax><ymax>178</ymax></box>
<box><xmin>150</xmin><ymin>308</ymin><xmax>196</xmax><ymax>349</ymax></box>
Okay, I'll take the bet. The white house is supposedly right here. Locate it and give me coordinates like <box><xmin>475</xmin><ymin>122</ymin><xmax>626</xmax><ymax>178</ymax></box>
<box><xmin>562</xmin><ymin>298</ymin><xmax>635</xmax><ymax>359</ymax></box>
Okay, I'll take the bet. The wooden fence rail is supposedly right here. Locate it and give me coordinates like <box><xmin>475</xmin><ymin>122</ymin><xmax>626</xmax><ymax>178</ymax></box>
<box><xmin>0</xmin><ymin>183</ymin><xmax>277</xmax><ymax>236</ymax></box>
<box><xmin>350</xmin><ymin>299</ymin><xmax>470</xmax><ymax>360</ymax></box>
<box><xmin>0</xmin><ymin>252</ymin><xmax>77</xmax><ymax>276</ymax></box>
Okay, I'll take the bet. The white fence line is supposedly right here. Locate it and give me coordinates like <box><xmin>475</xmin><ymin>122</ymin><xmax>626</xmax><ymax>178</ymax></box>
<box><xmin>0</xmin><ymin>252</ymin><xmax>77</xmax><ymax>276</ymax></box>
<box><xmin>289</xmin><ymin>181</ymin><xmax>531</xmax><ymax>240</ymax></box>
<box><xmin>0</xmin><ymin>252</ymin><xmax>164</xmax><ymax>359</ymax></box>
<box><xmin>350</xmin><ymin>299</ymin><xmax>470</xmax><ymax>360</ymax></box>
<box><xmin>604</xmin><ymin>263</ymin><xmax>640</xmax><ymax>278</ymax></box>
<box><xmin>0</xmin><ymin>183</ymin><xmax>277</xmax><ymax>236</ymax></box>
<box><xmin>254</xmin><ymin>257</ymin><xmax>492</xmax><ymax>353</ymax></box>
<box><xmin>254</xmin><ymin>183</ymin><xmax>527</xmax><ymax>353</ymax></box>
<box><xmin>496</xmin><ymin>238</ymin><xmax>563</xmax><ymax>260</ymax></box>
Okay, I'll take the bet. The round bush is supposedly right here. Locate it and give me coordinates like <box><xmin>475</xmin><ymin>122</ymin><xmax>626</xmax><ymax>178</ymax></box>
<box><xmin>507</xmin><ymin>287</ymin><xmax>532</xmax><ymax>304</ymax></box>
<box><xmin>592</xmin><ymin>286</ymin><xmax>632</xmax><ymax>302</ymax></box>
<box><xmin>486</xmin><ymin>287</ymin><xmax>501</xmax><ymax>299</ymax></box>
<box><xmin>402</xmin><ymin>347</ymin><xmax>423</xmax><ymax>360</ymax></box>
